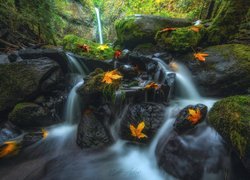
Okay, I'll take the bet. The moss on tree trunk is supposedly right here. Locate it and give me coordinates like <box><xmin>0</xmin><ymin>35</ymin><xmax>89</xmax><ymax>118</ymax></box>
<box><xmin>206</xmin><ymin>0</ymin><xmax>250</xmax><ymax>45</ymax></box>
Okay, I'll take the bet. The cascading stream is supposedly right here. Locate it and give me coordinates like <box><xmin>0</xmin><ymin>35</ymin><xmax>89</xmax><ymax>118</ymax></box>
<box><xmin>95</xmin><ymin>7</ymin><xmax>103</xmax><ymax>44</ymax></box>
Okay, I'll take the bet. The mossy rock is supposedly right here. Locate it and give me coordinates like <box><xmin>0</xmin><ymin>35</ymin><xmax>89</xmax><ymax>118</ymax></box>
<box><xmin>8</xmin><ymin>103</ymin><xmax>54</xmax><ymax>128</ymax></box>
<box><xmin>0</xmin><ymin>58</ymin><xmax>60</xmax><ymax>112</ymax></box>
<box><xmin>208</xmin><ymin>95</ymin><xmax>250</xmax><ymax>172</ymax></box>
<box><xmin>115</xmin><ymin>15</ymin><xmax>191</xmax><ymax>49</ymax></box>
<box><xmin>155</xmin><ymin>26</ymin><xmax>204</xmax><ymax>52</ymax></box>
<box><xmin>62</xmin><ymin>34</ymin><xmax>115</xmax><ymax>60</ymax></box>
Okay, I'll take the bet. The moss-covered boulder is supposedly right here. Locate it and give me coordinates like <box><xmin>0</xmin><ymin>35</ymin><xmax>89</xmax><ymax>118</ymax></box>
<box><xmin>9</xmin><ymin>103</ymin><xmax>57</xmax><ymax>128</ymax></box>
<box><xmin>177</xmin><ymin>44</ymin><xmax>250</xmax><ymax>97</ymax></box>
<box><xmin>115</xmin><ymin>15</ymin><xmax>191</xmax><ymax>49</ymax></box>
<box><xmin>208</xmin><ymin>95</ymin><xmax>250</xmax><ymax>172</ymax></box>
<box><xmin>155</xmin><ymin>26</ymin><xmax>204</xmax><ymax>52</ymax></box>
<box><xmin>62</xmin><ymin>34</ymin><xmax>115</xmax><ymax>60</ymax></box>
<box><xmin>0</xmin><ymin>58</ymin><xmax>61</xmax><ymax>113</ymax></box>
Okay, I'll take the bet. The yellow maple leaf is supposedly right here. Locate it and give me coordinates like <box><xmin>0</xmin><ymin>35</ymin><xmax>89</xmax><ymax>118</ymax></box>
<box><xmin>0</xmin><ymin>141</ymin><xmax>19</xmax><ymax>158</ymax></box>
<box><xmin>187</xmin><ymin>108</ymin><xmax>202</xmax><ymax>124</ymax></box>
<box><xmin>102</xmin><ymin>69</ymin><xmax>122</xmax><ymax>84</ymax></box>
<box><xmin>194</xmin><ymin>53</ymin><xmax>209</xmax><ymax>62</ymax></box>
<box><xmin>97</xmin><ymin>44</ymin><xmax>109</xmax><ymax>51</ymax></box>
<box><xmin>130</xmin><ymin>121</ymin><xmax>148</xmax><ymax>139</ymax></box>
<box><xmin>145</xmin><ymin>82</ymin><xmax>159</xmax><ymax>89</ymax></box>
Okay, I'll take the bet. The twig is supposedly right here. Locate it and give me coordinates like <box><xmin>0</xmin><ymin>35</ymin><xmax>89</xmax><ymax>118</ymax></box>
<box><xmin>0</xmin><ymin>38</ymin><xmax>19</xmax><ymax>48</ymax></box>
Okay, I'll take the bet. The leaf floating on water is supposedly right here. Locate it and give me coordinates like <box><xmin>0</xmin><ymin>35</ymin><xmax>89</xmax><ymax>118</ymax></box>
<box><xmin>97</xmin><ymin>44</ymin><xmax>109</xmax><ymax>51</ymax></box>
<box><xmin>102</xmin><ymin>69</ymin><xmax>122</xmax><ymax>84</ymax></box>
<box><xmin>145</xmin><ymin>82</ymin><xmax>159</xmax><ymax>89</ymax></box>
<box><xmin>0</xmin><ymin>141</ymin><xmax>19</xmax><ymax>158</ymax></box>
<box><xmin>130</xmin><ymin>121</ymin><xmax>148</xmax><ymax>139</ymax></box>
<box><xmin>194</xmin><ymin>53</ymin><xmax>209</xmax><ymax>62</ymax></box>
<box><xmin>187</xmin><ymin>108</ymin><xmax>201</xmax><ymax>124</ymax></box>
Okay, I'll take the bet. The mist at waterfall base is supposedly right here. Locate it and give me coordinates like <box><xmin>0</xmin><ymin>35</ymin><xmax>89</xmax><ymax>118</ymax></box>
<box><xmin>0</xmin><ymin>58</ymin><xmax>236</xmax><ymax>180</ymax></box>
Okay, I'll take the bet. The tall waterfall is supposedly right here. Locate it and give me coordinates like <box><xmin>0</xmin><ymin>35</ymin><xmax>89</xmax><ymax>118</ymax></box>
<box><xmin>94</xmin><ymin>7</ymin><xmax>103</xmax><ymax>44</ymax></box>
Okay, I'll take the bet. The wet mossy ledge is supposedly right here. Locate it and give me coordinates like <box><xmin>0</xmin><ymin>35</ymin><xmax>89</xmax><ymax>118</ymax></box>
<box><xmin>208</xmin><ymin>95</ymin><xmax>250</xmax><ymax>172</ymax></box>
<box><xmin>62</xmin><ymin>34</ymin><xmax>115</xmax><ymax>60</ymax></box>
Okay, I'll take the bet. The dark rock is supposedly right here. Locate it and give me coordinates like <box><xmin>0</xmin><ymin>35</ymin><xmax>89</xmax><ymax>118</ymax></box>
<box><xmin>0</xmin><ymin>123</ymin><xmax>21</xmax><ymax>144</ymax></box>
<box><xmin>77</xmin><ymin>109</ymin><xmax>113</xmax><ymax>149</ymax></box>
<box><xmin>176</xmin><ymin>44</ymin><xmax>250</xmax><ymax>97</ymax></box>
<box><xmin>0</xmin><ymin>54</ymin><xmax>9</xmax><ymax>64</ymax></box>
<box><xmin>208</xmin><ymin>95</ymin><xmax>250</xmax><ymax>172</ymax></box>
<box><xmin>116</xmin><ymin>15</ymin><xmax>191</xmax><ymax>49</ymax></box>
<box><xmin>0</xmin><ymin>57</ymin><xmax>63</xmax><ymax>113</ymax></box>
<box><xmin>118</xmin><ymin>64</ymin><xmax>138</xmax><ymax>79</ymax></box>
<box><xmin>173</xmin><ymin>104</ymin><xmax>208</xmax><ymax>134</ymax></box>
<box><xmin>8</xmin><ymin>102</ymin><xmax>60</xmax><ymax>128</ymax></box>
<box><xmin>119</xmin><ymin>103</ymin><xmax>166</xmax><ymax>144</ymax></box>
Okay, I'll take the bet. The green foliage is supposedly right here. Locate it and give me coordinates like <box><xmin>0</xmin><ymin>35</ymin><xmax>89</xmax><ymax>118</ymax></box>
<box><xmin>62</xmin><ymin>34</ymin><xmax>115</xmax><ymax>60</ymax></box>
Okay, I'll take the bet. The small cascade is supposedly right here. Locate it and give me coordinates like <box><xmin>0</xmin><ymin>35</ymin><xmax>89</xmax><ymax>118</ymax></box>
<box><xmin>94</xmin><ymin>7</ymin><xmax>103</xmax><ymax>44</ymax></box>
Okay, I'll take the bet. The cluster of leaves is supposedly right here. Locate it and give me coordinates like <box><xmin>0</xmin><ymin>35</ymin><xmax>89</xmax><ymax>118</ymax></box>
<box><xmin>62</xmin><ymin>34</ymin><xmax>115</xmax><ymax>60</ymax></box>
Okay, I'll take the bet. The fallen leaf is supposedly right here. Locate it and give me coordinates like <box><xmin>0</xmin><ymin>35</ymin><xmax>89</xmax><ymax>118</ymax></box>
<box><xmin>159</xmin><ymin>27</ymin><xmax>177</xmax><ymax>33</ymax></box>
<box><xmin>97</xmin><ymin>44</ymin><xmax>109</xmax><ymax>51</ymax></box>
<box><xmin>114</xmin><ymin>50</ymin><xmax>122</xmax><ymax>59</ymax></box>
<box><xmin>41</xmin><ymin>128</ymin><xmax>48</xmax><ymax>139</ymax></box>
<box><xmin>102</xmin><ymin>69</ymin><xmax>122</xmax><ymax>84</ymax></box>
<box><xmin>130</xmin><ymin>121</ymin><xmax>148</xmax><ymax>139</ymax></box>
<box><xmin>145</xmin><ymin>82</ymin><xmax>159</xmax><ymax>89</ymax></box>
<box><xmin>190</xmin><ymin>26</ymin><xmax>200</xmax><ymax>32</ymax></box>
<box><xmin>169</xmin><ymin>61</ymin><xmax>179</xmax><ymax>71</ymax></box>
<box><xmin>187</xmin><ymin>108</ymin><xmax>201</xmax><ymax>124</ymax></box>
<box><xmin>194</xmin><ymin>53</ymin><xmax>209</xmax><ymax>62</ymax></box>
<box><xmin>77</xmin><ymin>44</ymin><xmax>90</xmax><ymax>52</ymax></box>
<box><xmin>0</xmin><ymin>141</ymin><xmax>19</xmax><ymax>158</ymax></box>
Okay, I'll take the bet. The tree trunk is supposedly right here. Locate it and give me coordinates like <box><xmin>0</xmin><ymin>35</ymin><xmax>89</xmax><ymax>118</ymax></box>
<box><xmin>206</xmin><ymin>0</ymin><xmax>250</xmax><ymax>45</ymax></box>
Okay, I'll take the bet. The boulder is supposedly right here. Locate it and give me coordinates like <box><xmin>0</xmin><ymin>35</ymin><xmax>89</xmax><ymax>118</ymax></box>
<box><xmin>208</xmin><ymin>95</ymin><xmax>250</xmax><ymax>172</ymax></box>
<box><xmin>8</xmin><ymin>102</ymin><xmax>59</xmax><ymax>128</ymax></box>
<box><xmin>176</xmin><ymin>44</ymin><xmax>250</xmax><ymax>97</ymax></box>
<box><xmin>115</xmin><ymin>15</ymin><xmax>191</xmax><ymax>49</ymax></box>
<box><xmin>119</xmin><ymin>103</ymin><xmax>166</xmax><ymax>144</ymax></box>
<box><xmin>0</xmin><ymin>54</ymin><xmax>9</xmax><ymax>64</ymax></box>
<box><xmin>0</xmin><ymin>57</ymin><xmax>63</xmax><ymax>113</ymax></box>
<box><xmin>173</xmin><ymin>104</ymin><xmax>208</xmax><ymax>134</ymax></box>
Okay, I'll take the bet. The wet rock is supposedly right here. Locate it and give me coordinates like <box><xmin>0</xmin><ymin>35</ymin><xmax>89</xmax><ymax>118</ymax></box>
<box><xmin>116</xmin><ymin>15</ymin><xmax>191</xmax><ymax>49</ymax></box>
<box><xmin>0</xmin><ymin>57</ymin><xmax>63</xmax><ymax>113</ymax></box>
<box><xmin>119</xmin><ymin>103</ymin><xmax>166</xmax><ymax>144</ymax></box>
<box><xmin>208</xmin><ymin>95</ymin><xmax>250</xmax><ymax>172</ymax></box>
<box><xmin>173</xmin><ymin>104</ymin><xmax>208</xmax><ymax>134</ymax></box>
<box><xmin>8</xmin><ymin>102</ymin><xmax>60</xmax><ymax>128</ymax></box>
<box><xmin>177</xmin><ymin>44</ymin><xmax>250</xmax><ymax>97</ymax></box>
<box><xmin>0</xmin><ymin>123</ymin><xmax>21</xmax><ymax>144</ymax></box>
<box><xmin>77</xmin><ymin>108</ymin><xmax>113</xmax><ymax>149</ymax></box>
<box><xmin>118</xmin><ymin>64</ymin><xmax>138</xmax><ymax>79</ymax></box>
<box><xmin>0</xmin><ymin>54</ymin><xmax>9</xmax><ymax>64</ymax></box>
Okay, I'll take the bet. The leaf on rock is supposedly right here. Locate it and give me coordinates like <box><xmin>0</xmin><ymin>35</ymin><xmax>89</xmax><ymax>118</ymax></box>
<box><xmin>130</xmin><ymin>121</ymin><xmax>148</xmax><ymax>139</ymax></box>
<box><xmin>169</xmin><ymin>61</ymin><xmax>179</xmax><ymax>71</ymax></box>
<box><xmin>114</xmin><ymin>50</ymin><xmax>122</xmax><ymax>59</ymax></box>
<box><xmin>0</xmin><ymin>141</ymin><xmax>19</xmax><ymax>158</ymax></box>
<box><xmin>187</xmin><ymin>108</ymin><xmax>202</xmax><ymax>124</ymax></box>
<box><xmin>145</xmin><ymin>82</ymin><xmax>159</xmax><ymax>89</ymax></box>
<box><xmin>97</xmin><ymin>44</ymin><xmax>109</xmax><ymax>51</ymax></box>
<box><xmin>190</xmin><ymin>26</ymin><xmax>200</xmax><ymax>32</ymax></box>
<box><xmin>102</xmin><ymin>69</ymin><xmax>122</xmax><ymax>84</ymax></box>
<box><xmin>194</xmin><ymin>53</ymin><xmax>209</xmax><ymax>62</ymax></box>
<box><xmin>42</xmin><ymin>128</ymin><xmax>48</xmax><ymax>139</ymax></box>
<box><xmin>159</xmin><ymin>27</ymin><xmax>177</xmax><ymax>33</ymax></box>
<box><xmin>77</xmin><ymin>44</ymin><xmax>90</xmax><ymax>52</ymax></box>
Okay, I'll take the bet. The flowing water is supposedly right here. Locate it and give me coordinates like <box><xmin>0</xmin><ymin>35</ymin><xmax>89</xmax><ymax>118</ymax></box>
<box><xmin>0</xmin><ymin>56</ymin><xmax>237</xmax><ymax>180</ymax></box>
<box><xmin>95</xmin><ymin>7</ymin><xmax>103</xmax><ymax>44</ymax></box>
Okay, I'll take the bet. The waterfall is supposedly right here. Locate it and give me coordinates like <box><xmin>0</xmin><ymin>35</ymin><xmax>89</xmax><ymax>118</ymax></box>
<box><xmin>94</xmin><ymin>7</ymin><xmax>103</xmax><ymax>44</ymax></box>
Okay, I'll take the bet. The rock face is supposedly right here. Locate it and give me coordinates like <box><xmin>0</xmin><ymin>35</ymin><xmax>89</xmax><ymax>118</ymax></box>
<box><xmin>119</xmin><ymin>103</ymin><xmax>166</xmax><ymax>143</ymax></box>
<box><xmin>115</xmin><ymin>15</ymin><xmax>191</xmax><ymax>49</ymax></box>
<box><xmin>0</xmin><ymin>57</ymin><xmax>63</xmax><ymax>113</ymax></box>
<box><xmin>177</xmin><ymin>44</ymin><xmax>250</xmax><ymax>97</ymax></box>
<box><xmin>8</xmin><ymin>103</ymin><xmax>59</xmax><ymax>128</ymax></box>
<box><xmin>208</xmin><ymin>95</ymin><xmax>250</xmax><ymax>172</ymax></box>
<box><xmin>173</xmin><ymin>104</ymin><xmax>208</xmax><ymax>134</ymax></box>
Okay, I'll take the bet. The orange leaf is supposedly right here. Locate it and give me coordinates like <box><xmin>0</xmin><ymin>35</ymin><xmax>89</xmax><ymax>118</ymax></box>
<box><xmin>77</xmin><ymin>44</ymin><xmax>90</xmax><ymax>52</ymax></box>
<box><xmin>0</xmin><ymin>141</ymin><xmax>19</xmax><ymax>158</ymax></box>
<box><xmin>187</xmin><ymin>108</ymin><xmax>202</xmax><ymax>124</ymax></box>
<box><xmin>190</xmin><ymin>26</ymin><xmax>200</xmax><ymax>32</ymax></box>
<box><xmin>145</xmin><ymin>82</ymin><xmax>159</xmax><ymax>89</ymax></box>
<box><xmin>41</xmin><ymin>128</ymin><xmax>48</xmax><ymax>139</ymax></box>
<box><xmin>102</xmin><ymin>69</ymin><xmax>122</xmax><ymax>84</ymax></box>
<box><xmin>129</xmin><ymin>121</ymin><xmax>148</xmax><ymax>139</ymax></box>
<box><xmin>194</xmin><ymin>53</ymin><xmax>209</xmax><ymax>62</ymax></box>
<box><xmin>159</xmin><ymin>27</ymin><xmax>177</xmax><ymax>33</ymax></box>
<box><xmin>114</xmin><ymin>50</ymin><xmax>122</xmax><ymax>59</ymax></box>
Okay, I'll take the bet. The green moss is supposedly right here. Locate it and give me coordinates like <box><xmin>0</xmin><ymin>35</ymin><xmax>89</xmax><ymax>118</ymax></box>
<box><xmin>155</xmin><ymin>26</ymin><xmax>204</xmax><ymax>52</ymax></box>
<box><xmin>208</xmin><ymin>95</ymin><xmax>250</xmax><ymax>157</ymax></box>
<box><xmin>61</xmin><ymin>34</ymin><xmax>115</xmax><ymax>60</ymax></box>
